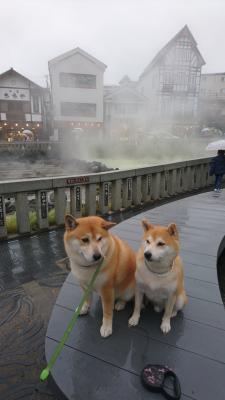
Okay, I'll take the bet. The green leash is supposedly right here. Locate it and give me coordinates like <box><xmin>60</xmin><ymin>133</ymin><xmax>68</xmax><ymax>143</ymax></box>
<box><xmin>40</xmin><ymin>259</ymin><xmax>104</xmax><ymax>381</ymax></box>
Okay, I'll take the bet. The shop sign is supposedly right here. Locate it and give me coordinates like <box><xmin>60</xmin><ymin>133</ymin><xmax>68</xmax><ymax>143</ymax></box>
<box><xmin>40</xmin><ymin>191</ymin><xmax>47</xmax><ymax>219</ymax></box>
<box><xmin>75</xmin><ymin>187</ymin><xmax>81</xmax><ymax>212</ymax></box>
<box><xmin>66</xmin><ymin>177</ymin><xmax>89</xmax><ymax>185</ymax></box>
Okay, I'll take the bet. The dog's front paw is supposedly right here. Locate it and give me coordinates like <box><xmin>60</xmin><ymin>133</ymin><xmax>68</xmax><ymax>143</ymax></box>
<box><xmin>100</xmin><ymin>324</ymin><xmax>112</xmax><ymax>338</ymax></box>
<box><xmin>79</xmin><ymin>302</ymin><xmax>90</xmax><ymax>315</ymax></box>
<box><xmin>128</xmin><ymin>314</ymin><xmax>140</xmax><ymax>327</ymax></box>
<box><xmin>160</xmin><ymin>318</ymin><xmax>171</xmax><ymax>334</ymax></box>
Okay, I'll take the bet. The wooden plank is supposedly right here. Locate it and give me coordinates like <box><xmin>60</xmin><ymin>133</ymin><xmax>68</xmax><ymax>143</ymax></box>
<box><xmin>46</xmin><ymin>338</ymin><xmax>193</xmax><ymax>400</ymax></box>
<box><xmin>46</xmin><ymin>305</ymin><xmax>225</xmax><ymax>400</ymax></box>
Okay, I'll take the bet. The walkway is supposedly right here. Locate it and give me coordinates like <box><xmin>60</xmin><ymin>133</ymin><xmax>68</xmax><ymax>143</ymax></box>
<box><xmin>1</xmin><ymin>190</ymin><xmax>225</xmax><ymax>399</ymax></box>
<box><xmin>45</xmin><ymin>191</ymin><xmax>225</xmax><ymax>400</ymax></box>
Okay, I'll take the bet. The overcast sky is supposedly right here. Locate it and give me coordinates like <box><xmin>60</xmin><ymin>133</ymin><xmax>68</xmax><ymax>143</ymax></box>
<box><xmin>1</xmin><ymin>0</ymin><xmax>224</xmax><ymax>86</ymax></box>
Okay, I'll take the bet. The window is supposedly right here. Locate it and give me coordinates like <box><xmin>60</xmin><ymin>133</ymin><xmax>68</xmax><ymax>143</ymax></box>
<box><xmin>60</xmin><ymin>102</ymin><xmax>96</xmax><ymax>117</ymax></box>
<box><xmin>221</xmin><ymin>77</ymin><xmax>225</xmax><ymax>82</ymax></box>
<box><xmin>59</xmin><ymin>73</ymin><xmax>96</xmax><ymax>89</ymax></box>
<box><xmin>33</xmin><ymin>96</ymin><xmax>40</xmax><ymax>113</ymax></box>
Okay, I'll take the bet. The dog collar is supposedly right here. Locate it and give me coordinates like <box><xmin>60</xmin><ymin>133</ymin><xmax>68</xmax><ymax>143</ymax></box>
<box><xmin>145</xmin><ymin>260</ymin><xmax>175</xmax><ymax>276</ymax></box>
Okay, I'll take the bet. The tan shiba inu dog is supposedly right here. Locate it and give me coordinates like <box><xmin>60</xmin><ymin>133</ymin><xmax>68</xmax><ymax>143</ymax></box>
<box><xmin>64</xmin><ymin>215</ymin><xmax>136</xmax><ymax>338</ymax></box>
<box><xmin>129</xmin><ymin>219</ymin><xmax>187</xmax><ymax>334</ymax></box>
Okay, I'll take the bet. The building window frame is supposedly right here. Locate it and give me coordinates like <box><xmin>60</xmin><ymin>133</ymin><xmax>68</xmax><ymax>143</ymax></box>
<box><xmin>60</xmin><ymin>102</ymin><xmax>97</xmax><ymax>118</ymax></box>
<box><xmin>59</xmin><ymin>72</ymin><xmax>96</xmax><ymax>89</ymax></box>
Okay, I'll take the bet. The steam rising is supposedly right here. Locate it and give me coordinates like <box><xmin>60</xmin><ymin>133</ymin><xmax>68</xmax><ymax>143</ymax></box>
<box><xmin>60</xmin><ymin>134</ymin><xmax>210</xmax><ymax>170</ymax></box>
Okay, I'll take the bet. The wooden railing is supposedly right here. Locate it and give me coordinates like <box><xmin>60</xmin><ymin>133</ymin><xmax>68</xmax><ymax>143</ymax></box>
<box><xmin>0</xmin><ymin>157</ymin><xmax>214</xmax><ymax>240</ymax></box>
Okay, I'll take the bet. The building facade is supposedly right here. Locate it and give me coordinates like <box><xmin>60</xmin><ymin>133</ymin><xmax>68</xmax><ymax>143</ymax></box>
<box><xmin>199</xmin><ymin>73</ymin><xmax>225</xmax><ymax>130</ymax></box>
<box><xmin>104</xmin><ymin>76</ymin><xmax>147</xmax><ymax>139</ymax></box>
<box><xmin>137</xmin><ymin>25</ymin><xmax>205</xmax><ymax>134</ymax></box>
<box><xmin>48</xmin><ymin>47</ymin><xmax>106</xmax><ymax>140</ymax></box>
<box><xmin>0</xmin><ymin>68</ymin><xmax>47</xmax><ymax>142</ymax></box>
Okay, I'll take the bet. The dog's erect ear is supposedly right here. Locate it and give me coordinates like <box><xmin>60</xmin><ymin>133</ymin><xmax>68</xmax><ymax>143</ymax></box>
<box><xmin>65</xmin><ymin>214</ymin><xmax>78</xmax><ymax>231</ymax></box>
<box><xmin>142</xmin><ymin>219</ymin><xmax>153</xmax><ymax>231</ymax></box>
<box><xmin>167</xmin><ymin>223</ymin><xmax>178</xmax><ymax>237</ymax></box>
<box><xmin>101</xmin><ymin>220</ymin><xmax>116</xmax><ymax>230</ymax></box>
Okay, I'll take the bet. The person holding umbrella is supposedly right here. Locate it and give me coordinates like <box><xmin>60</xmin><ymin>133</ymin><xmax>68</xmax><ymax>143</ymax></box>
<box><xmin>209</xmin><ymin>149</ymin><xmax>225</xmax><ymax>193</ymax></box>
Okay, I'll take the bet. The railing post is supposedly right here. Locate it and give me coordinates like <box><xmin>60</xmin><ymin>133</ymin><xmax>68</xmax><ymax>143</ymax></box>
<box><xmin>190</xmin><ymin>166</ymin><xmax>196</xmax><ymax>189</ymax></box>
<box><xmin>99</xmin><ymin>182</ymin><xmax>110</xmax><ymax>214</ymax></box>
<box><xmin>170</xmin><ymin>169</ymin><xmax>177</xmax><ymax>195</ymax></box>
<box><xmin>176</xmin><ymin>169</ymin><xmax>182</xmax><ymax>193</ymax></box>
<box><xmin>164</xmin><ymin>170</ymin><xmax>169</xmax><ymax>196</ymax></box>
<box><xmin>55</xmin><ymin>188</ymin><xmax>67</xmax><ymax>225</ymax></box>
<box><xmin>159</xmin><ymin>172</ymin><xmax>166</xmax><ymax>198</ymax></box>
<box><xmin>160</xmin><ymin>171</ymin><xmax>168</xmax><ymax>198</ymax></box>
<box><xmin>182</xmin><ymin>167</ymin><xmax>188</xmax><ymax>192</ymax></box>
<box><xmin>199</xmin><ymin>165</ymin><xmax>205</xmax><ymax>187</ymax></box>
<box><xmin>132</xmin><ymin>176</ymin><xmax>142</xmax><ymax>206</ymax></box>
<box><xmin>152</xmin><ymin>172</ymin><xmax>161</xmax><ymax>200</ymax></box>
<box><xmin>202</xmin><ymin>164</ymin><xmax>208</xmax><ymax>187</ymax></box>
<box><xmin>70</xmin><ymin>186</ymin><xmax>82</xmax><ymax>218</ymax></box>
<box><xmin>193</xmin><ymin>167</ymin><xmax>198</xmax><ymax>189</ymax></box>
<box><xmin>195</xmin><ymin>165</ymin><xmax>201</xmax><ymax>189</ymax></box>
<box><xmin>15</xmin><ymin>192</ymin><xmax>30</xmax><ymax>233</ymax></box>
<box><xmin>111</xmin><ymin>179</ymin><xmax>122</xmax><ymax>211</ymax></box>
<box><xmin>141</xmin><ymin>175</ymin><xmax>151</xmax><ymax>203</ymax></box>
<box><xmin>0</xmin><ymin>195</ymin><xmax>7</xmax><ymax>239</ymax></box>
<box><xmin>85</xmin><ymin>184</ymin><xmax>97</xmax><ymax>215</ymax></box>
<box><xmin>186</xmin><ymin>166</ymin><xmax>192</xmax><ymax>190</ymax></box>
<box><xmin>37</xmin><ymin>190</ymin><xmax>49</xmax><ymax>229</ymax></box>
<box><xmin>122</xmin><ymin>178</ymin><xmax>132</xmax><ymax>209</ymax></box>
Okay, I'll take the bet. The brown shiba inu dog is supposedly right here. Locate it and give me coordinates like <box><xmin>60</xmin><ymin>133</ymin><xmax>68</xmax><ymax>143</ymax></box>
<box><xmin>64</xmin><ymin>215</ymin><xmax>136</xmax><ymax>338</ymax></box>
<box><xmin>129</xmin><ymin>219</ymin><xmax>187</xmax><ymax>334</ymax></box>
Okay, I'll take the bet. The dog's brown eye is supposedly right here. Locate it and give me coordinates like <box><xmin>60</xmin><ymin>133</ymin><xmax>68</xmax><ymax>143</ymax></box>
<box><xmin>81</xmin><ymin>237</ymin><xmax>89</xmax><ymax>244</ymax></box>
<box><xmin>97</xmin><ymin>237</ymin><xmax>102</xmax><ymax>241</ymax></box>
<box><xmin>158</xmin><ymin>242</ymin><xmax>165</xmax><ymax>246</ymax></box>
<box><xmin>146</xmin><ymin>239</ymin><xmax>150</xmax><ymax>244</ymax></box>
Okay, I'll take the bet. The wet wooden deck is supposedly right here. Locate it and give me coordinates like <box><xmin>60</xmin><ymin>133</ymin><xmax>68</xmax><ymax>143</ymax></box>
<box><xmin>45</xmin><ymin>191</ymin><xmax>225</xmax><ymax>400</ymax></box>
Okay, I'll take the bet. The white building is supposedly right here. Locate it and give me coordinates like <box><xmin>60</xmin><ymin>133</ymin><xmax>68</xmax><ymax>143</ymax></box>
<box><xmin>137</xmin><ymin>25</ymin><xmax>205</xmax><ymax>133</ymax></box>
<box><xmin>199</xmin><ymin>73</ymin><xmax>225</xmax><ymax>129</ymax></box>
<box><xmin>104</xmin><ymin>76</ymin><xmax>147</xmax><ymax>139</ymax></box>
<box><xmin>48</xmin><ymin>47</ymin><xmax>106</xmax><ymax>139</ymax></box>
<box><xmin>200</xmin><ymin>73</ymin><xmax>225</xmax><ymax>99</ymax></box>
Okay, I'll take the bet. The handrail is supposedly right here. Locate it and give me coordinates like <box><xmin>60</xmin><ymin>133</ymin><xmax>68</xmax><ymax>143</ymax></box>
<box><xmin>0</xmin><ymin>157</ymin><xmax>213</xmax><ymax>240</ymax></box>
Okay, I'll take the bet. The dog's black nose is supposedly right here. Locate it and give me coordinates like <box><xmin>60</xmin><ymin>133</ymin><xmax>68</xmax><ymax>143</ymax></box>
<box><xmin>93</xmin><ymin>252</ymin><xmax>102</xmax><ymax>261</ymax></box>
<box><xmin>144</xmin><ymin>251</ymin><xmax>152</xmax><ymax>261</ymax></box>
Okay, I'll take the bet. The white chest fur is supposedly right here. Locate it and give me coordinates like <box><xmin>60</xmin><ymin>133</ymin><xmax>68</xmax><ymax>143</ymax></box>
<box><xmin>136</xmin><ymin>265</ymin><xmax>177</xmax><ymax>303</ymax></box>
<box><xmin>70</xmin><ymin>259</ymin><xmax>107</xmax><ymax>293</ymax></box>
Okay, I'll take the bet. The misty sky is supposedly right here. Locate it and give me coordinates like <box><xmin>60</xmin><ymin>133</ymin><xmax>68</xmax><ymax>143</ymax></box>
<box><xmin>1</xmin><ymin>0</ymin><xmax>225</xmax><ymax>86</ymax></box>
